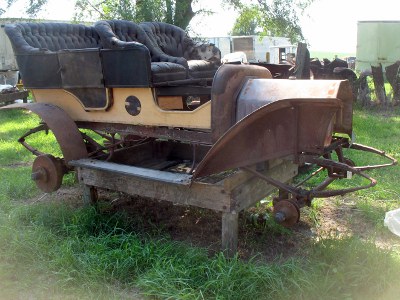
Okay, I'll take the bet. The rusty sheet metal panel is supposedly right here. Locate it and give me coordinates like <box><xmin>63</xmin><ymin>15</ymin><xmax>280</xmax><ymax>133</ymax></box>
<box><xmin>211</xmin><ymin>64</ymin><xmax>272</xmax><ymax>142</ymax></box>
<box><xmin>236</xmin><ymin>79</ymin><xmax>354</xmax><ymax>135</ymax></box>
<box><xmin>194</xmin><ymin>98</ymin><xmax>341</xmax><ymax>179</ymax></box>
<box><xmin>0</xmin><ymin>103</ymin><xmax>88</xmax><ymax>162</ymax></box>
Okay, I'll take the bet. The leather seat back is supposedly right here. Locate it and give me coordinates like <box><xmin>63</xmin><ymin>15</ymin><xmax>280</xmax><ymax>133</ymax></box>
<box><xmin>6</xmin><ymin>22</ymin><xmax>100</xmax><ymax>54</ymax></box>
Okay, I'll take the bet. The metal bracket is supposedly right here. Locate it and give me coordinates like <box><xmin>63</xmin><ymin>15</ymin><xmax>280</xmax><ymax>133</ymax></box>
<box><xmin>243</xmin><ymin>156</ymin><xmax>377</xmax><ymax>206</ymax></box>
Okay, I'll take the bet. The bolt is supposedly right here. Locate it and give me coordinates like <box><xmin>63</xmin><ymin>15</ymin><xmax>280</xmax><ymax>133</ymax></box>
<box><xmin>274</xmin><ymin>211</ymin><xmax>286</xmax><ymax>223</ymax></box>
<box><xmin>31</xmin><ymin>168</ymin><xmax>47</xmax><ymax>181</ymax></box>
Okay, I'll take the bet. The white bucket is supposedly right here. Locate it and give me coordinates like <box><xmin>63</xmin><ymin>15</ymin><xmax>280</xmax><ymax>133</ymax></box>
<box><xmin>384</xmin><ymin>208</ymin><xmax>400</xmax><ymax>237</ymax></box>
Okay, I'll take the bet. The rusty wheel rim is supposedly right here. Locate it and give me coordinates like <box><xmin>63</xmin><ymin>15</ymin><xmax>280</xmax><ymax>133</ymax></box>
<box><xmin>32</xmin><ymin>154</ymin><xmax>64</xmax><ymax>193</ymax></box>
<box><xmin>273</xmin><ymin>199</ymin><xmax>300</xmax><ymax>228</ymax></box>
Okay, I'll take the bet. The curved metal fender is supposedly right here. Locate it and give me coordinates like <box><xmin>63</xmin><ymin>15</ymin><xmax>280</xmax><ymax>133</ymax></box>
<box><xmin>193</xmin><ymin>98</ymin><xmax>341</xmax><ymax>180</ymax></box>
<box><xmin>1</xmin><ymin>103</ymin><xmax>88</xmax><ymax>162</ymax></box>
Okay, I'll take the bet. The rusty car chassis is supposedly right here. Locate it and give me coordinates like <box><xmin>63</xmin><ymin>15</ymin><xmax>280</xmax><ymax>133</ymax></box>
<box><xmin>1</xmin><ymin>21</ymin><xmax>397</xmax><ymax>253</ymax></box>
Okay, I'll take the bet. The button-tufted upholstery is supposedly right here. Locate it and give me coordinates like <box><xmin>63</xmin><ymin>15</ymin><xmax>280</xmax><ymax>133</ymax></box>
<box><xmin>95</xmin><ymin>20</ymin><xmax>187</xmax><ymax>83</ymax></box>
<box><xmin>140</xmin><ymin>22</ymin><xmax>191</xmax><ymax>63</ymax></box>
<box><xmin>5</xmin><ymin>22</ymin><xmax>100</xmax><ymax>54</ymax></box>
<box><xmin>140</xmin><ymin>22</ymin><xmax>221</xmax><ymax>78</ymax></box>
<box><xmin>95</xmin><ymin>20</ymin><xmax>221</xmax><ymax>81</ymax></box>
<box><xmin>5</xmin><ymin>22</ymin><xmax>102</xmax><ymax>90</ymax></box>
<box><xmin>5</xmin><ymin>22</ymin><xmax>115</xmax><ymax>109</ymax></box>
<box><xmin>5</xmin><ymin>21</ymin><xmax>220</xmax><ymax>88</ymax></box>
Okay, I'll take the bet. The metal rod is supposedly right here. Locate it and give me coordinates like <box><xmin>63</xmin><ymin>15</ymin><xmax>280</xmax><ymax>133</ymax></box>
<box><xmin>244</xmin><ymin>154</ymin><xmax>378</xmax><ymax>200</ymax></box>
<box><xmin>346</xmin><ymin>142</ymin><xmax>397</xmax><ymax>171</ymax></box>
<box><xmin>189</xmin><ymin>144</ymin><xmax>197</xmax><ymax>174</ymax></box>
<box><xmin>242</xmin><ymin>166</ymin><xmax>303</xmax><ymax>196</ymax></box>
<box><xmin>17</xmin><ymin>124</ymin><xmax>48</xmax><ymax>157</ymax></box>
<box><xmin>294</xmin><ymin>166</ymin><xmax>324</xmax><ymax>188</ymax></box>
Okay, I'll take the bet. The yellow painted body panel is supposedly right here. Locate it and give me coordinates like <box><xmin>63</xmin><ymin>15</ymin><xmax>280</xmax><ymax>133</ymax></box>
<box><xmin>32</xmin><ymin>88</ymin><xmax>211</xmax><ymax>129</ymax></box>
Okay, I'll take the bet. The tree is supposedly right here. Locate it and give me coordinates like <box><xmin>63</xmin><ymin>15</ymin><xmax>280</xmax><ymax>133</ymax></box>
<box><xmin>1</xmin><ymin>0</ymin><xmax>314</xmax><ymax>40</ymax></box>
<box><xmin>225</xmin><ymin>0</ymin><xmax>314</xmax><ymax>43</ymax></box>
<box><xmin>0</xmin><ymin>0</ymin><xmax>206</xmax><ymax>30</ymax></box>
<box><xmin>230</xmin><ymin>5</ymin><xmax>261</xmax><ymax>36</ymax></box>
<box><xmin>0</xmin><ymin>0</ymin><xmax>48</xmax><ymax>16</ymax></box>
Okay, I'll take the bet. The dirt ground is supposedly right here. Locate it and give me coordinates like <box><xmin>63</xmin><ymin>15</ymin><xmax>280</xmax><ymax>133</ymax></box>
<box><xmin>29</xmin><ymin>185</ymin><xmax>400</xmax><ymax>262</ymax></box>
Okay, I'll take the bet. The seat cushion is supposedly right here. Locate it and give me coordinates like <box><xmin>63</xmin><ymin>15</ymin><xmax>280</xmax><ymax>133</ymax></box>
<box><xmin>151</xmin><ymin>62</ymin><xmax>187</xmax><ymax>83</ymax></box>
<box><xmin>188</xmin><ymin>60</ymin><xmax>219</xmax><ymax>79</ymax></box>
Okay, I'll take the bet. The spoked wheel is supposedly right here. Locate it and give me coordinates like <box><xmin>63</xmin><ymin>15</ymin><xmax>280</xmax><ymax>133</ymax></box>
<box><xmin>273</xmin><ymin>199</ymin><xmax>300</xmax><ymax>228</ymax></box>
<box><xmin>31</xmin><ymin>154</ymin><xmax>65</xmax><ymax>193</ymax></box>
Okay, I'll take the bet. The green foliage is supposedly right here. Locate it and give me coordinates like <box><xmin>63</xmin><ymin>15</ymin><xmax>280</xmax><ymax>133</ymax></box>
<box><xmin>305</xmin><ymin>198</ymin><xmax>324</xmax><ymax>226</ymax></box>
<box><xmin>0</xmin><ymin>166</ymin><xmax>38</xmax><ymax>200</ymax></box>
<box><xmin>0</xmin><ymin>110</ymin><xmax>63</xmax><ymax>165</ymax></box>
<box><xmin>2</xmin><ymin>0</ymin><xmax>202</xmax><ymax>29</ymax></box>
<box><xmin>306</xmin><ymin>237</ymin><xmax>400</xmax><ymax>300</ymax></box>
<box><xmin>80</xmin><ymin>0</ymin><xmax>137</xmax><ymax>21</ymax></box>
<box><xmin>258</xmin><ymin>0</ymin><xmax>307</xmax><ymax>42</ymax></box>
<box><xmin>226</xmin><ymin>0</ymin><xmax>314</xmax><ymax>42</ymax></box>
<box><xmin>3</xmin><ymin>0</ymin><xmax>312</xmax><ymax>39</ymax></box>
<box><xmin>25</xmin><ymin>0</ymin><xmax>47</xmax><ymax>16</ymax></box>
<box><xmin>296</xmin><ymin>106</ymin><xmax>400</xmax><ymax>228</ymax></box>
<box><xmin>74</xmin><ymin>0</ymin><xmax>208</xmax><ymax>29</ymax></box>
<box><xmin>1</xmin><ymin>0</ymin><xmax>43</xmax><ymax>17</ymax></box>
<box><xmin>1</xmin><ymin>198</ymin><xmax>399</xmax><ymax>299</ymax></box>
<box><xmin>310</xmin><ymin>51</ymin><xmax>356</xmax><ymax>60</ymax></box>
<box><xmin>230</xmin><ymin>4</ymin><xmax>261</xmax><ymax>35</ymax></box>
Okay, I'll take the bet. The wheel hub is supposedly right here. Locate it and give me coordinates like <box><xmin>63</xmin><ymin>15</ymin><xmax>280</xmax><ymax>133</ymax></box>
<box><xmin>31</xmin><ymin>154</ymin><xmax>65</xmax><ymax>193</ymax></box>
<box><xmin>273</xmin><ymin>199</ymin><xmax>300</xmax><ymax>228</ymax></box>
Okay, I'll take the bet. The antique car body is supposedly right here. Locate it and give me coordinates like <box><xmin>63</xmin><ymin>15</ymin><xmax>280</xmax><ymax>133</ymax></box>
<box><xmin>1</xmin><ymin>21</ymin><xmax>396</xmax><ymax>254</ymax></box>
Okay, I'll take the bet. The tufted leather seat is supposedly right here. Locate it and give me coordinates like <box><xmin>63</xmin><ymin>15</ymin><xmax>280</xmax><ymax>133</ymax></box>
<box><xmin>5</xmin><ymin>22</ymin><xmax>102</xmax><ymax>90</ymax></box>
<box><xmin>95</xmin><ymin>20</ymin><xmax>187</xmax><ymax>83</ymax></box>
<box><xmin>6</xmin><ymin>21</ymin><xmax>219</xmax><ymax>88</ymax></box>
<box><xmin>140</xmin><ymin>22</ymin><xmax>221</xmax><ymax>79</ymax></box>
<box><xmin>5</xmin><ymin>22</ymin><xmax>114</xmax><ymax>109</ymax></box>
<box><xmin>5</xmin><ymin>22</ymin><xmax>100</xmax><ymax>54</ymax></box>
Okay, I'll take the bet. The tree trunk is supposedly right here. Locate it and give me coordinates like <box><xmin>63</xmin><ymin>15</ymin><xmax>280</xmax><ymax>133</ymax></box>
<box><xmin>165</xmin><ymin>0</ymin><xmax>174</xmax><ymax>24</ymax></box>
<box><xmin>174</xmin><ymin>0</ymin><xmax>194</xmax><ymax>29</ymax></box>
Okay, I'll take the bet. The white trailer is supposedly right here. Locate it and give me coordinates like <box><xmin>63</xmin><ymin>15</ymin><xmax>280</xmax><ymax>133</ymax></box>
<box><xmin>206</xmin><ymin>35</ymin><xmax>294</xmax><ymax>64</ymax></box>
<box><xmin>356</xmin><ymin>20</ymin><xmax>400</xmax><ymax>72</ymax></box>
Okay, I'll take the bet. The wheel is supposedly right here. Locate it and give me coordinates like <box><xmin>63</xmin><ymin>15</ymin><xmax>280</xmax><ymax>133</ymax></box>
<box><xmin>273</xmin><ymin>199</ymin><xmax>300</xmax><ymax>228</ymax></box>
<box><xmin>31</xmin><ymin>154</ymin><xmax>65</xmax><ymax>193</ymax></box>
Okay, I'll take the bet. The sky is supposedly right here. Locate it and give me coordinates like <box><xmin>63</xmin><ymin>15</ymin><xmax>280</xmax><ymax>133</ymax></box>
<box><xmin>2</xmin><ymin>0</ymin><xmax>400</xmax><ymax>54</ymax></box>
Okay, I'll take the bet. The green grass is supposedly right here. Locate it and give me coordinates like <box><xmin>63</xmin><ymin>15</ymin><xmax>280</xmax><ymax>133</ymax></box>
<box><xmin>334</xmin><ymin>107</ymin><xmax>400</xmax><ymax>227</ymax></box>
<box><xmin>0</xmin><ymin>200</ymin><xmax>399</xmax><ymax>299</ymax></box>
<box><xmin>309</xmin><ymin>51</ymin><xmax>355</xmax><ymax>60</ymax></box>
<box><xmin>1</xmin><ymin>107</ymin><xmax>400</xmax><ymax>299</ymax></box>
<box><xmin>294</xmin><ymin>104</ymin><xmax>400</xmax><ymax>227</ymax></box>
<box><xmin>0</xmin><ymin>109</ymin><xmax>62</xmax><ymax>165</ymax></box>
